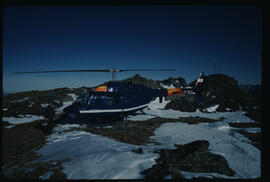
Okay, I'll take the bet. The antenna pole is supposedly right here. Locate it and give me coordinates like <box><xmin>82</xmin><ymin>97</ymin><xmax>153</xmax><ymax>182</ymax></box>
<box><xmin>214</xmin><ymin>59</ymin><xmax>217</xmax><ymax>74</ymax></box>
<box><xmin>219</xmin><ymin>61</ymin><xmax>221</xmax><ymax>74</ymax></box>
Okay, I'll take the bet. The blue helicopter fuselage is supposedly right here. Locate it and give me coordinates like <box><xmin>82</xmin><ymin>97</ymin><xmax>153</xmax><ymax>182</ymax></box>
<box><xmin>63</xmin><ymin>82</ymin><xmax>170</xmax><ymax>119</ymax></box>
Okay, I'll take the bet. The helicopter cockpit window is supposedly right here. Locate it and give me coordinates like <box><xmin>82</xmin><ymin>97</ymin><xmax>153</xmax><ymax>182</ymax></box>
<box><xmin>74</xmin><ymin>93</ymin><xmax>92</xmax><ymax>107</ymax></box>
<box><xmin>87</xmin><ymin>94</ymin><xmax>118</xmax><ymax>107</ymax></box>
<box><xmin>74</xmin><ymin>94</ymin><xmax>87</xmax><ymax>104</ymax></box>
<box><xmin>93</xmin><ymin>95</ymin><xmax>102</xmax><ymax>106</ymax></box>
<box><xmin>87</xmin><ymin>95</ymin><xmax>94</xmax><ymax>106</ymax></box>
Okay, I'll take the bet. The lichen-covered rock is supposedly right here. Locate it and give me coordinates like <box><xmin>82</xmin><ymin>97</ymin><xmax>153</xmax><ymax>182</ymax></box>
<box><xmin>131</xmin><ymin>147</ymin><xmax>143</xmax><ymax>154</ymax></box>
<box><xmin>165</xmin><ymin>74</ymin><xmax>261</xmax><ymax>119</ymax></box>
<box><xmin>140</xmin><ymin>140</ymin><xmax>235</xmax><ymax>179</ymax></box>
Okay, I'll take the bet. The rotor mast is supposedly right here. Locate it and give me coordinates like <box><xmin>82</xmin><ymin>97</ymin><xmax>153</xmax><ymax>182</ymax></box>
<box><xmin>110</xmin><ymin>68</ymin><xmax>121</xmax><ymax>81</ymax></box>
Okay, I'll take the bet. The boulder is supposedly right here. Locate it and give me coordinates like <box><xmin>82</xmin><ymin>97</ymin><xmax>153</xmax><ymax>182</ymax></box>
<box><xmin>140</xmin><ymin>140</ymin><xmax>235</xmax><ymax>179</ymax></box>
<box><xmin>166</xmin><ymin>74</ymin><xmax>261</xmax><ymax>116</ymax></box>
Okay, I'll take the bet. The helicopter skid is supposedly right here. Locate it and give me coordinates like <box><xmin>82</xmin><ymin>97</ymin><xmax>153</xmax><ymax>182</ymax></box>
<box><xmin>64</xmin><ymin>104</ymin><xmax>148</xmax><ymax>123</ymax></box>
<box><xmin>64</xmin><ymin>112</ymin><xmax>125</xmax><ymax>123</ymax></box>
<box><xmin>79</xmin><ymin>103</ymin><xmax>149</xmax><ymax>115</ymax></box>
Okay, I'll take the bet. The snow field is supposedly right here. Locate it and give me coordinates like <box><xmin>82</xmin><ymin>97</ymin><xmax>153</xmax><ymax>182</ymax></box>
<box><xmin>2</xmin><ymin>115</ymin><xmax>45</xmax><ymax>127</ymax></box>
<box><xmin>34</xmin><ymin>97</ymin><xmax>260</xmax><ymax>179</ymax></box>
<box><xmin>128</xmin><ymin>98</ymin><xmax>255</xmax><ymax>123</ymax></box>
<box><xmin>37</xmin><ymin>125</ymin><xmax>158</xmax><ymax>179</ymax></box>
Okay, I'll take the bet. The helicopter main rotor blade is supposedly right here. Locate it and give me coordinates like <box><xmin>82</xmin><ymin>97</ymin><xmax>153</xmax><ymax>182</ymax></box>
<box><xmin>13</xmin><ymin>70</ymin><xmax>112</xmax><ymax>74</ymax></box>
<box><xmin>13</xmin><ymin>69</ymin><xmax>175</xmax><ymax>74</ymax></box>
<box><xmin>120</xmin><ymin>69</ymin><xmax>175</xmax><ymax>72</ymax></box>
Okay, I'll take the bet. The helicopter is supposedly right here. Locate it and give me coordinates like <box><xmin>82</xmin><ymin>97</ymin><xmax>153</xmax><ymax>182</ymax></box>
<box><xmin>14</xmin><ymin>69</ymin><xmax>205</xmax><ymax>121</ymax></box>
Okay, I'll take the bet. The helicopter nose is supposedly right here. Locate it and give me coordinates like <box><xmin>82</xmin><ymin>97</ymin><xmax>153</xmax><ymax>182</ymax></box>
<box><xmin>63</xmin><ymin>105</ymin><xmax>79</xmax><ymax>114</ymax></box>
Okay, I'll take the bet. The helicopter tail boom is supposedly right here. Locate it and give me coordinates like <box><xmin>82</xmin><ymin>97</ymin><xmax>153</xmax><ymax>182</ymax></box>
<box><xmin>164</xmin><ymin>72</ymin><xmax>205</xmax><ymax>97</ymax></box>
<box><xmin>95</xmin><ymin>86</ymin><xmax>107</xmax><ymax>92</ymax></box>
<box><xmin>167</xmin><ymin>88</ymin><xmax>183</xmax><ymax>96</ymax></box>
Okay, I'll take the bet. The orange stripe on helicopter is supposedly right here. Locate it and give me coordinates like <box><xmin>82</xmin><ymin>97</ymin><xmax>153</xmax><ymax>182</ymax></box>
<box><xmin>167</xmin><ymin>88</ymin><xmax>183</xmax><ymax>96</ymax></box>
<box><xmin>95</xmin><ymin>86</ymin><xmax>107</xmax><ymax>92</ymax></box>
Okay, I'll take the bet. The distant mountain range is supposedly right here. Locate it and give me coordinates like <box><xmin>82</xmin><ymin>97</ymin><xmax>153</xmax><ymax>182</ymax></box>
<box><xmin>239</xmin><ymin>84</ymin><xmax>261</xmax><ymax>97</ymax></box>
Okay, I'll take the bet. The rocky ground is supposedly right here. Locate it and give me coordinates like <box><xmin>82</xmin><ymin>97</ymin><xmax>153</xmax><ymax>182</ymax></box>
<box><xmin>1</xmin><ymin>120</ymin><xmax>70</xmax><ymax>179</ymax></box>
<box><xmin>2</xmin><ymin>114</ymin><xmax>261</xmax><ymax>179</ymax></box>
<box><xmin>82</xmin><ymin>117</ymin><xmax>222</xmax><ymax>145</ymax></box>
<box><xmin>2</xmin><ymin>87</ymin><xmax>89</xmax><ymax>118</ymax></box>
<box><xmin>2</xmin><ymin>73</ymin><xmax>261</xmax><ymax>179</ymax></box>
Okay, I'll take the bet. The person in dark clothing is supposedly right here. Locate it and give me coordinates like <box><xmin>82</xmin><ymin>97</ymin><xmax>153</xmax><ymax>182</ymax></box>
<box><xmin>43</xmin><ymin>104</ymin><xmax>56</xmax><ymax>134</ymax></box>
<box><xmin>194</xmin><ymin>72</ymin><xmax>206</xmax><ymax>103</ymax></box>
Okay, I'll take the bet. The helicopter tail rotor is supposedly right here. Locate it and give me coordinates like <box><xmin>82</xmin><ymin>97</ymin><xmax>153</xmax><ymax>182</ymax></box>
<box><xmin>180</xmin><ymin>72</ymin><xmax>206</xmax><ymax>102</ymax></box>
<box><xmin>163</xmin><ymin>72</ymin><xmax>206</xmax><ymax>102</ymax></box>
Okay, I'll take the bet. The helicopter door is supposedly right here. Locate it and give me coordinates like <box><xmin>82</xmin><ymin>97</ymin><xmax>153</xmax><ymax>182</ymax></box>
<box><xmin>113</xmin><ymin>95</ymin><xmax>120</xmax><ymax>105</ymax></box>
<box><xmin>93</xmin><ymin>95</ymin><xmax>102</xmax><ymax>106</ymax></box>
<box><xmin>105</xmin><ymin>96</ymin><xmax>114</xmax><ymax>106</ymax></box>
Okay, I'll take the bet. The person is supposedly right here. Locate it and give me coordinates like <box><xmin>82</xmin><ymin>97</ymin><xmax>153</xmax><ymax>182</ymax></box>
<box><xmin>43</xmin><ymin>104</ymin><xmax>56</xmax><ymax>134</ymax></box>
<box><xmin>194</xmin><ymin>72</ymin><xmax>206</xmax><ymax>103</ymax></box>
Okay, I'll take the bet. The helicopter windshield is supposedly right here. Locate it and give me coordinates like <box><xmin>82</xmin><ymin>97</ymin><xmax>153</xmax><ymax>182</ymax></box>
<box><xmin>90</xmin><ymin>95</ymin><xmax>115</xmax><ymax>106</ymax></box>
<box><xmin>74</xmin><ymin>92</ymin><xmax>93</xmax><ymax>107</ymax></box>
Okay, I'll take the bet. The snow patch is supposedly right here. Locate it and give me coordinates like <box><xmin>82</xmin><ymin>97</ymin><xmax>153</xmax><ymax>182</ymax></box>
<box><xmin>160</xmin><ymin>83</ymin><xmax>175</xmax><ymax>89</ymax></box>
<box><xmin>181</xmin><ymin>171</ymin><xmax>231</xmax><ymax>179</ymax></box>
<box><xmin>28</xmin><ymin>102</ymin><xmax>34</xmax><ymax>107</ymax></box>
<box><xmin>129</xmin><ymin>99</ymin><xmax>254</xmax><ymax>124</ymax></box>
<box><xmin>54</xmin><ymin>100</ymin><xmax>61</xmax><ymax>104</ymax></box>
<box><xmin>67</xmin><ymin>94</ymin><xmax>78</xmax><ymax>101</ymax></box>
<box><xmin>9</xmin><ymin>97</ymin><xmax>29</xmax><ymax>103</ymax></box>
<box><xmin>36</xmin><ymin>124</ymin><xmax>157</xmax><ymax>179</ymax></box>
<box><xmin>217</xmin><ymin>125</ymin><xmax>231</xmax><ymax>131</ymax></box>
<box><xmin>39</xmin><ymin>171</ymin><xmax>53</xmax><ymax>179</ymax></box>
<box><xmin>55</xmin><ymin>94</ymin><xmax>78</xmax><ymax>115</ymax></box>
<box><xmin>206</xmin><ymin>105</ymin><xmax>219</xmax><ymax>112</ymax></box>
<box><xmin>242</xmin><ymin>128</ymin><xmax>261</xmax><ymax>133</ymax></box>
<box><xmin>148</xmin><ymin>97</ymin><xmax>171</xmax><ymax>110</ymax></box>
<box><xmin>2</xmin><ymin>115</ymin><xmax>45</xmax><ymax>126</ymax></box>
<box><xmin>41</xmin><ymin>103</ymin><xmax>49</xmax><ymax>107</ymax></box>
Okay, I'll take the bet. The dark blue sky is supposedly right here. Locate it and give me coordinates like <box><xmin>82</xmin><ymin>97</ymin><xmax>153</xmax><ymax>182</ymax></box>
<box><xmin>3</xmin><ymin>5</ymin><xmax>262</xmax><ymax>93</ymax></box>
